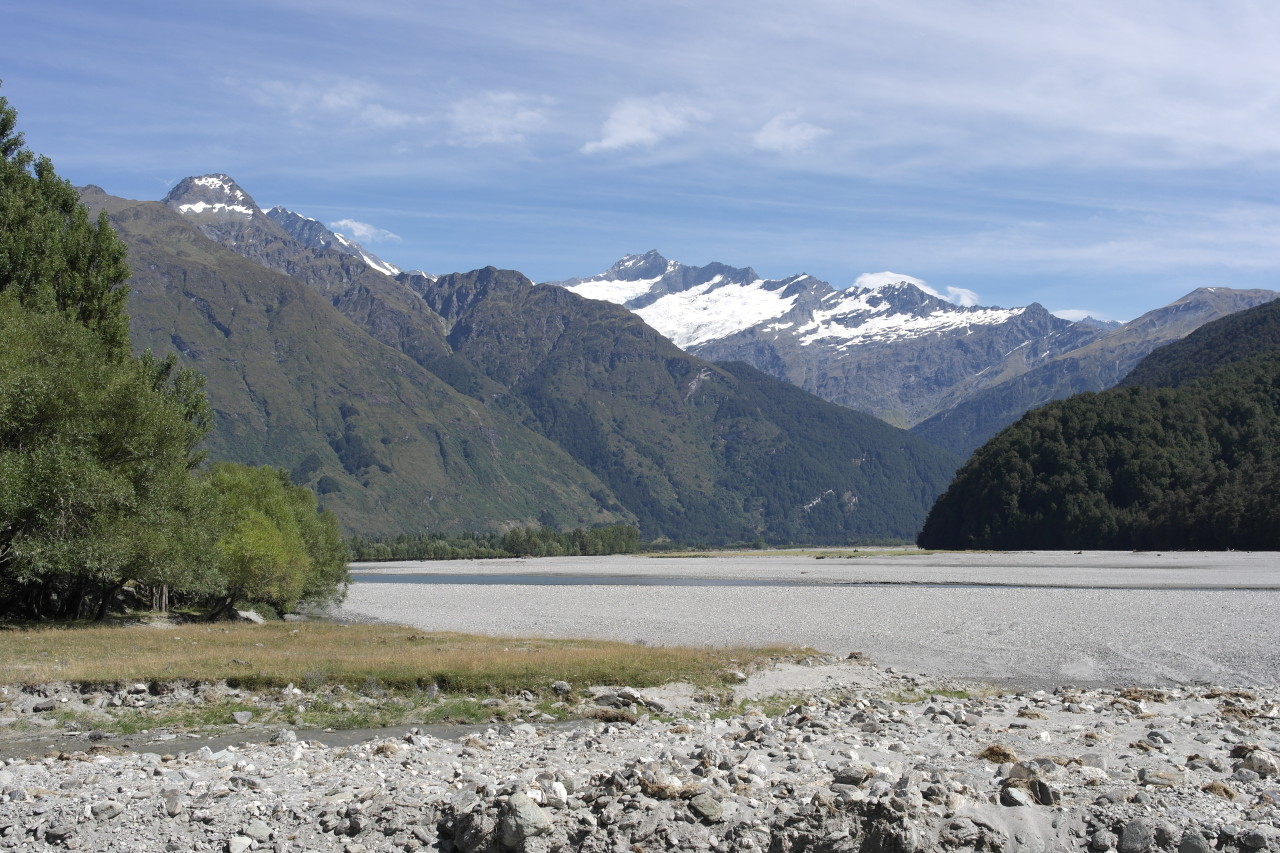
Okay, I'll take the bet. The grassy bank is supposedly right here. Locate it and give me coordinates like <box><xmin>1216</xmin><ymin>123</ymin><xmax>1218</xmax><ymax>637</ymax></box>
<box><xmin>0</xmin><ymin>621</ymin><xmax>798</xmax><ymax>693</ymax></box>
<box><xmin>0</xmin><ymin>622</ymin><xmax>810</xmax><ymax>735</ymax></box>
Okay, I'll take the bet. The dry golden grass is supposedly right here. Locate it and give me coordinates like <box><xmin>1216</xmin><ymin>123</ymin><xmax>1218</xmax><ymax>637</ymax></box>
<box><xmin>0</xmin><ymin>621</ymin><xmax>800</xmax><ymax>694</ymax></box>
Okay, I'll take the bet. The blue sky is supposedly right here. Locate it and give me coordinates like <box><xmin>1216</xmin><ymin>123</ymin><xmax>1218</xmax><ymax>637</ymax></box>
<box><xmin>7</xmin><ymin>0</ymin><xmax>1280</xmax><ymax>321</ymax></box>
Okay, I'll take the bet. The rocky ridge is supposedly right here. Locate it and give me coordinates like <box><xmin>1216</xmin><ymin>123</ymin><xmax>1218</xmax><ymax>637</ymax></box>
<box><xmin>0</xmin><ymin>662</ymin><xmax>1276</xmax><ymax>852</ymax></box>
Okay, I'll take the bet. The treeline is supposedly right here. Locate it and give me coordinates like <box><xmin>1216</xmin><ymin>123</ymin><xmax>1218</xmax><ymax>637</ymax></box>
<box><xmin>349</xmin><ymin>524</ymin><xmax>641</xmax><ymax>561</ymax></box>
<box><xmin>0</xmin><ymin>89</ymin><xmax>347</xmax><ymax>621</ymax></box>
<box><xmin>918</xmin><ymin>344</ymin><xmax>1280</xmax><ymax>550</ymax></box>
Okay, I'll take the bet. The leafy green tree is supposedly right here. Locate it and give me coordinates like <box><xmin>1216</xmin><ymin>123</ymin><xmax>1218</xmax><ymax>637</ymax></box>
<box><xmin>0</xmin><ymin>297</ymin><xmax>214</xmax><ymax>618</ymax></box>
<box><xmin>204</xmin><ymin>463</ymin><xmax>349</xmax><ymax>616</ymax></box>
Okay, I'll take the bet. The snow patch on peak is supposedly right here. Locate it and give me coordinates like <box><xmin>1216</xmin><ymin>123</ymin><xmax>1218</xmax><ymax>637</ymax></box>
<box><xmin>177</xmin><ymin>200</ymin><xmax>256</xmax><ymax>217</ymax></box>
<box><xmin>632</xmin><ymin>278</ymin><xmax>799</xmax><ymax>348</ymax></box>
<box><xmin>192</xmin><ymin>174</ymin><xmax>246</xmax><ymax>201</ymax></box>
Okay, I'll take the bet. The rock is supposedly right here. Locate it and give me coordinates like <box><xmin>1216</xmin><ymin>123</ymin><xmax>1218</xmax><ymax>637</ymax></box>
<box><xmin>551</xmin><ymin>680</ymin><xmax>571</xmax><ymax>695</ymax></box>
<box><xmin>91</xmin><ymin>800</ymin><xmax>124</xmax><ymax>820</ymax></box>
<box><xmin>1117</xmin><ymin>818</ymin><xmax>1154</xmax><ymax>853</ymax></box>
<box><xmin>232</xmin><ymin>710</ymin><xmax>253</xmax><ymax>725</ymax></box>
<box><xmin>1091</xmin><ymin>829</ymin><xmax>1119</xmax><ymax>851</ymax></box>
<box><xmin>235</xmin><ymin>609</ymin><xmax>265</xmax><ymax>624</ymax></box>
<box><xmin>226</xmin><ymin>836</ymin><xmax>253</xmax><ymax>853</ymax></box>
<box><xmin>688</xmin><ymin>792</ymin><xmax>724</xmax><ymax>822</ymax></box>
<box><xmin>31</xmin><ymin>698</ymin><xmax>56</xmax><ymax>713</ymax></box>
<box><xmin>243</xmin><ymin>820</ymin><xmax>271</xmax><ymax>843</ymax></box>
<box><xmin>498</xmin><ymin>791</ymin><xmax>552</xmax><ymax>848</ymax></box>
<box><xmin>1241</xmin><ymin>748</ymin><xmax>1279</xmax><ymax>777</ymax></box>
<box><xmin>44</xmin><ymin>825</ymin><xmax>76</xmax><ymax>843</ymax></box>
<box><xmin>1178</xmin><ymin>832</ymin><xmax>1214</xmax><ymax>853</ymax></box>
<box><xmin>999</xmin><ymin>785</ymin><xmax>1036</xmax><ymax>807</ymax></box>
<box><xmin>1240</xmin><ymin>829</ymin><xmax>1273</xmax><ymax>850</ymax></box>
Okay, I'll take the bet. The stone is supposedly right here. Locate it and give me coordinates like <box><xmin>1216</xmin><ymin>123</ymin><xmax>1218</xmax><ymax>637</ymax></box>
<box><xmin>498</xmin><ymin>791</ymin><xmax>552</xmax><ymax>848</ymax></box>
<box><xmin>232</xmin><ymin>711</ymin><xmax>254</xmax><ymax>725</ymax></box>
<box><xmin>688</xmin><ymin>792</ymin><xmax>724</xmax><ymax>822</ymax></box>
<box><xmin>1091</xmin><ymin>829</ymin><xmax>1118</xmax><ymax>851</ymax></box>
<box><xmin>235</xmin><ymin>609</ymin><xmax>265</xmax><ymax>624</ymax></box>
<box><xmin>243</xmin><ymin>820</ymin><xmax>272</xmax><ymax>843</ymax></box>
<box><xmin>1178</xmin><ymin>832</ymin><xmax>1214</xmax><ymax>853</ymax></box>
<box><xmin>226</xmin><ymin>837</ymin><xmax>253</xmax><ymax>853</ymax></box>
<box><xmin>91</xmin><ymin>800</ymin><xmax>124</xmax><ymax>820</ymax></box>
<box><xmin>1241</xmin><ymin>749</ymin><xmax>1279</xmax><ymax>777</ymax></box>
<box><xmin>1117</xmin><ymin>818</ymin><xmax>1154</xmax><ymax>853</ymax></box>
<box><xmin>999</xmin><ymin>785</ymin><xmax>1035</xmax><ymax>807</ymax></box>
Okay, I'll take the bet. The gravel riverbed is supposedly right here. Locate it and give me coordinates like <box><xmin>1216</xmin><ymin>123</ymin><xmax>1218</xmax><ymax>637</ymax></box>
<box><xmin>338</xmin><ymin>551</ymin><xmax>1280</xmax><ymax>689</ymax></box>
<box><xmin>0</xmin><ymin>550</ymin><xmax>1275</xmax><ymax>852</ymax></box>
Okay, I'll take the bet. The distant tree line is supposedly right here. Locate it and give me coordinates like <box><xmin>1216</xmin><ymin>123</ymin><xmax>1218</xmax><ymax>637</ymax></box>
<box><xmin>349</xmin><ymin>524</ymin><xmax>641</xmax><ymax>561</ymax></box>
<box><xmin>0</xmin><ymin>88</ymin><xmax>348</xmax><ymax>621</ymax></box>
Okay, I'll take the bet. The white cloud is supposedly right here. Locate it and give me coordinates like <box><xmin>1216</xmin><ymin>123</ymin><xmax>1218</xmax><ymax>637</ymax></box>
<box><xmin>753</xmin><ymin>113</ymin><xmax>829</xmax><ymax>154</ymax></box>
<box><xmin>328</xmin><ymin>218</ymin><xmax>401</xmax><ymax>244</ymax></box>
<box><xmin>448</xmin><ymin>91</ymin><xmax>550</xmax><ymax>145</ymax></box>
<box><xmin>250</xmin><ymin>77</ymin><xmax>424</xmax><ymax>131</ymax></box>
<box><xmin>854</xmin><ymin>271</ymin><xmax>930</xmax><ymax>290</ymax></box>
<box><xmin>853</xmin><ymin>271</ymin><xmax>980</xmax><ymax>306</ymax></box>
<box><xmin>582</xmin><ymin>95</ymin><xmax>704</xmax><ymax>154</ymax></box>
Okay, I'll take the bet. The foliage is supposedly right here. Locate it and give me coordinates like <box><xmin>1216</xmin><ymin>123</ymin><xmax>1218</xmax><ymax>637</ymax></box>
<box><xmin>918</xmin><ymin>341</ymin><xmax>1280</xmax><ymax>550</ymax></box>
<box><xmin>0</xmin><ymin>90</ymin><xmax>342</xmax><ymax>621</ymax></box>
<box><xmin>0</xmin><ymin>297</ymin><xmax>215</xmax><ymax>618</ymax></box>
<box><xmin>348</xmin><ymin>523</ymin><xmax>641</xmax><ymax>561</ymax></box>
<box><xmin>0</xmin><ymin>88</ymin><xmax>130</xmax><ymax>354</ymax></box>
<box><xmin>204</xmin><ymin>462</ymin><xmax>350</xmax><ymax>615</ymax></box>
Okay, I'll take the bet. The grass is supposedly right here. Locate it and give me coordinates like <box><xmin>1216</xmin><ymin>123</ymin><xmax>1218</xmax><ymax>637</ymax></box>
<box><xmin>0</xmin><ymin>621</ymin><xmax>808</xmax><ymax>735</ymax></box>
<box><xmin>0</xmin><ymin>621</ymin><xmax>800</xmax><ymax>698</ymax></box>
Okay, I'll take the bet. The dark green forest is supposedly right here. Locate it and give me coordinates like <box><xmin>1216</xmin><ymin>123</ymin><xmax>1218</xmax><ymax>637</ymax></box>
<box><xmin>0</xmin><ymin>89</ymin><xmax>348</xmax><ymax>620</ymax></box>
<box><xmin>918</xmin><ymin>299</ymin><xmax>1280</xmax><ymax>550</ymax></box>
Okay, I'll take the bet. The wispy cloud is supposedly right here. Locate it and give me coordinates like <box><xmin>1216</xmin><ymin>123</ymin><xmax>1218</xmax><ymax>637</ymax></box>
<box><xmin>753</xmin><ymin>113</ymin><xmax>829</xmax><ymax>154</ymax></box>
<box><xmin>329</xmin><ymin>218</ymin><xmax>401</xmax><ymax>243</ymax></box>
<box><xmin>248</xmin><ymin>77</ymin><xmax>425</xmax><ymax>131</ymax></box>
<box><xmin>448</xmin><ymin>91</ymin><xmax>551</xmax><ymax>145</ymax></box>
<box><xmin>582</xmin><ymin>95</ymin><xmax>704</xmax><ymax>154</ymax></box>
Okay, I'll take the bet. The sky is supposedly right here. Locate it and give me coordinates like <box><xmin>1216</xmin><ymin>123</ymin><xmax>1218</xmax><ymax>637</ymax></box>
<box><xmin>6</xmin><ymin>1</ymin><xmax>1280</xmax><ymax>322</ymax></box>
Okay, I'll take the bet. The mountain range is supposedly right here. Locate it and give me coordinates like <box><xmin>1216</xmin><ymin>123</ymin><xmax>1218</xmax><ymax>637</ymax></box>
<box><xmin>548</xmin><ymin>253</ymin><xmax>1278</xmax><ymax>456</ymax></box>
<box><xmin>80</xmin><ymin>177</ymin><xmax>958</xmax><ymax>543</ymax></box>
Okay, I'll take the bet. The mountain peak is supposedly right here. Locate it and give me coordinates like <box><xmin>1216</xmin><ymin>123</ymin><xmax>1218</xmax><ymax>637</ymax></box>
<box><xmin>163</xmin><ymin>174</ymin><xmax>260</xmax><ymax>219</ymax></box>
<box><xmin>606</xmin><ymin>250</ymin><xmax>673</xmax><ymax>280</ymax></box>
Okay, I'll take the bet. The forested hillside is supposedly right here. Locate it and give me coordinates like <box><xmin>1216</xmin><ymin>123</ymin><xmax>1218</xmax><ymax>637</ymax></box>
<box><xmin>918</xmin><ymin>298</ymin><xmax>1280</xmax><ymax>550</ymax></box>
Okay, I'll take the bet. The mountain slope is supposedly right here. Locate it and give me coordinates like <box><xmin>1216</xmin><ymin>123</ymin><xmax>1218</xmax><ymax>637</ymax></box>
<box><xmin>910</xmin><ymin>287</ymin><xmax>1280</xmax><ymax>456</ymax></box>
<box><xmin>162</xmin><ymin>175</ymin><xmax>452</xmax><ymax>369</ymax></box>
<box><xmin>404</xmin><ymin>267</ymin><xmax>960</xmax><ymax>544</ymax></box>
<box><xmin>550</xmin><ymin>253</ymin><xmax>1278</xmax><ymax>456</ymax></box>
<box><xmin>547</xmin><ymin>252</ymin><xmax>1098</xmax><ymax>428</ymax></box>
<box><xmin>1120</xmin><ymin>295</ymin><xmax>1280</xmax><ymax>389</ymax></box>
<box><xmin>80</xmin><ymin>186</ymin><xmax>626</xmax><ymax>537</ymax></box>
<box><xmin>917</xmin><ymin>298</ymin><xmax>1280</xmax><ymax>550</ymax></box>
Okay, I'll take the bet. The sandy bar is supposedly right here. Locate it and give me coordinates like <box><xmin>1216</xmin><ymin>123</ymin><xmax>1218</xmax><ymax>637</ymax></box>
<box><xmin>336</xmin><ymin>551</ymin><xmax>1280</xmax><ymax>689</ymax></box>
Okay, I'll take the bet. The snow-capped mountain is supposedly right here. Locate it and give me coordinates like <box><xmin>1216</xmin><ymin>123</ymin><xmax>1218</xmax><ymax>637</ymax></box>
<box><xmin>546</xmin><ymin>251</ymin><xmax>1087</xmax><ymax>428</ymax></box>
<box><xmin>546</xmin><ymin>252</ymin><xmax>1280</xmax><ymax>446</ymax></box>
<box><xmin>555</xmin><ymin>250</ymin><xmax>1031</xmax><ymax>351</ymax></box>
<box><xmin>265</xmin><ymin>206</ymin><xmax>400</xmax><ymax>277</ymax></box>
<box><xmin>163</xmin><ymin>175</ymin><xmax>400</xmax><ymax>279</ymax></box>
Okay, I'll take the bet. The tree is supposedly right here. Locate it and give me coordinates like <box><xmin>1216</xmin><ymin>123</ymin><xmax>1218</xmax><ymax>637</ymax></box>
<box><xmin>0</xmin><ymin>297</ymin><xmax>215</xmax><ymax>619</ymax></box>
<box><xmin>0</xmin><ymin>86</ymin><xmax>131</xmax><ymax>354</ymax></box>
<box><xmin>204</xmin><ymin>463</ymin><xmax>349</xmax><ymax>617</ymax></box>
